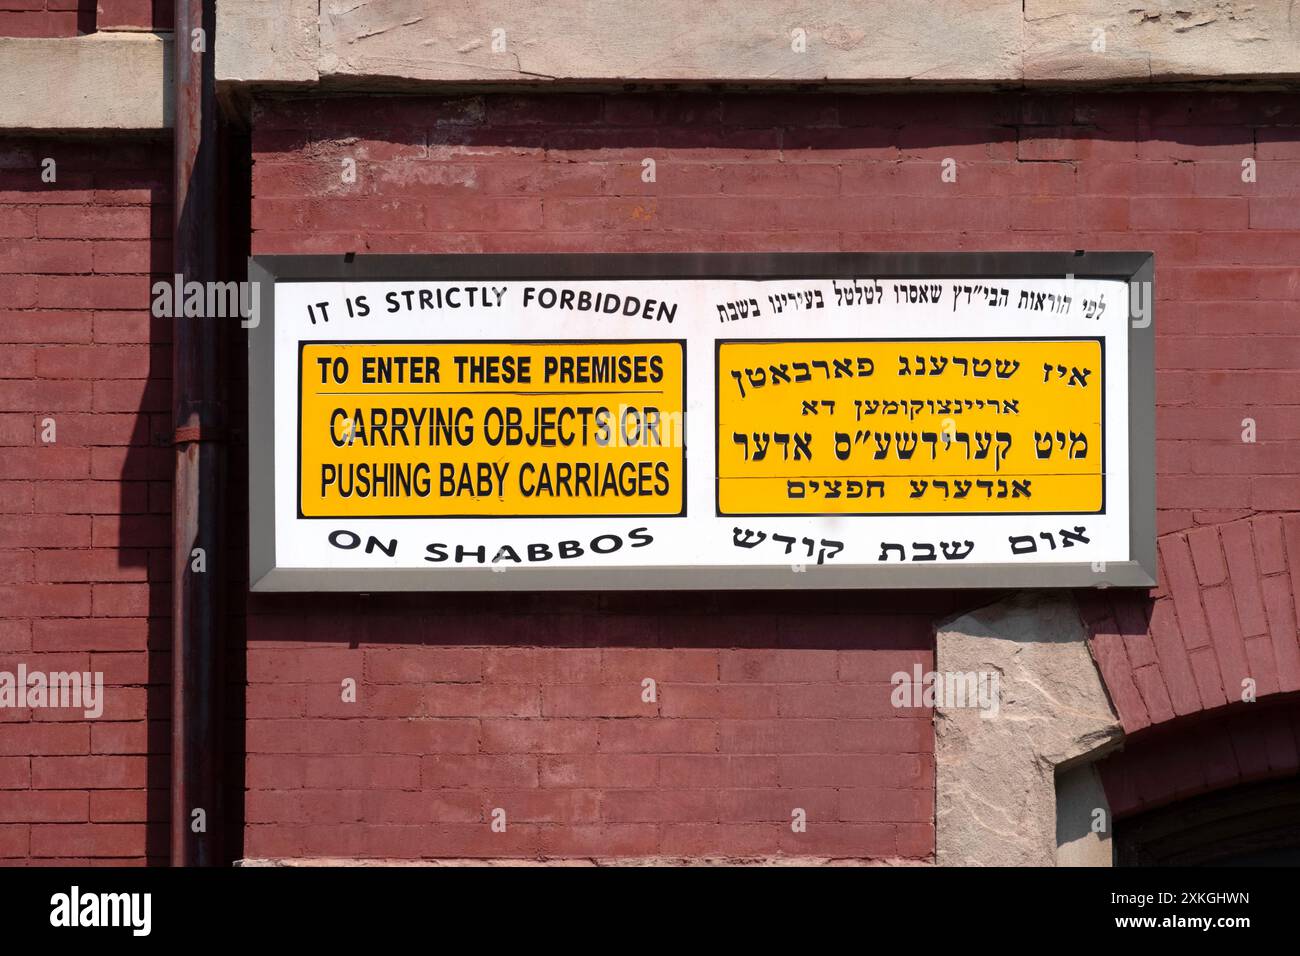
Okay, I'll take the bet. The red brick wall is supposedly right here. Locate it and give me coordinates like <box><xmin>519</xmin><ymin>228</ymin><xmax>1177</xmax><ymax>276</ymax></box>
<box><xmin>242</xmin><ymin>597</ymin><xmax>941</xmax><ymax>860</ymax></box>
<box><xmin>1098</xmin><ymin>694</ymin><xmax>1300</xmax><ymax>817</ymax></box>
<box><xmin>96</xmin><ymin>0</ymin><xmax>169</xmax><ymax>31</ymax></box>
<box><xmin>242</xmin><ymin>91</ymin><xmax>1298</xmax><ymax>861</ymax></box>
<box><xmin>0</xmin><ymin>1</ymin><xmax>168</xmax><ymax>36</ymax></box>
<box><xmin>0</xmin><ymin>136</ymin><xmax>171</xmax><ymax>863</ymax></box>
<box><xmin>1082</xmin><ymin>514</ymin><xmax>1300</xmax><ymax>735</ymax></box>
<box><xmin>0</xmin><ymin>0</ymin><xmax>93</xmax><ymax>36</ymax></box>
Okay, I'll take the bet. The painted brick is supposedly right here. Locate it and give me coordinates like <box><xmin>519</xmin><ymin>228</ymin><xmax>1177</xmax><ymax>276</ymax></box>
<box><xmin>1145</xmin><ymin>600</ymin><xmax>1201</xmax><ymax>716</ymax></box>
<box><xmin>421</xmin><ymin>755</ymin><xmax>539</xmax><ymax>790</ymax></box>
<box><xmin>31</xmin><ymin>756</ymin><xmax>148</xmax><ymax>790</ymax></box>
<box><xmin>363</xmin><ymin>647</ymin><xmax>482</xmax><ymax>684</ymax></box>
<box><xmin>0</xmin><ymin>791</ymin><xmax>88</xmax><ymax>823</ymax></box>
<box><xmin>659</xmin><ymin>822</ymin><xmax>781</xmax><ymax>857</ymax></box>
<box><xmin>540</xmin><ymin>755</ymin><xmax>658</xmax><ymax>789</ymax></box>
<box><xmin>660</xmin><ymin>684</ymin><xmax>781</xmax><ymax>719</ymax></box>
<box><xmin>1253</xmin><ymin>475</ymin><xmax>1300</xmax><ymax>510</ymax></box>
<box><xmin>1159</xmin><ymin>535</ymin><xmax>1211</xmax><ymax>649</ymax></box>
<box><xmin>1221</xmin><ymin>521</ymin><xmax>1270</xmax><ymax>638</ymax></box>
<box><xmin>1088</xmin><ymin>628</ymin><xmax>1149</xmax><ymax>731</ymax></box>
<box><xmin>359</xmin><ymin>720</ymin><xmax>479</xmax><ymax>755</ymax></box>
<box><xmin>1243</xmin><ymin>635</ymin><xmax>1280</xmax><ymax>697</ymax></box>
<box><xmin>718</xmin><ymin>649</ymin><xmax>839</xmax><ymax>683</ymax></box>
<box><xmin>1186</xmin><ymin>525</ymin><xmax>1227</xmax><ymax>585</ymax></box>
<box><xmin>1201</xmin><ymin>585</ymin><xmax>1252</xmax><ymax>704</ymax></box>
<box><xmin>1260</xmin><ymin>575</ymin><xmax>1300</xmax><ymax>692</ymax></box>
<box><xmin>540</xmin><ymin>685</ymin><xmax>658</xmax><ymax>718</ymax></box>
<box><xmin>1186</xmin><ymin>646</ymin><xmax>1227</xmax><ymax>710</ymax></box>
<box><xmin>1130</xmin><ymin>664</ymin><xmax>1176</xmax><ymax>726</ymax></box>
<box><xmin>30</xmin><ymin>823</ymin><xmax>150</xmax><ymax>858</ymax></box>
<box><xmin>0</xmin><ymin>723</ymin><xmax>88</xmax><ymax>756</ymax></box>
<box><xmin>658</xmin><ymin>754</ymin><xmax>778</xmax><ymax>789</ymax></box>
<box><xmin>717</xmin><ymin>787</ymin><xmax>839</xmax><ymax>823</ymax></box>
<box><xmin>84</xmin><ymin>790</ymin><xmax>164</xmax><ymax>827</ymax></box>
<box><xmin>600</xmin><ymin>648</ymin><xmax>718</xmax><ymax>682</ymax></box>
<box><xmin>1252</xmin><ymin>515</ymin><xmax>1288</xmax><ymax>575</ymax></box>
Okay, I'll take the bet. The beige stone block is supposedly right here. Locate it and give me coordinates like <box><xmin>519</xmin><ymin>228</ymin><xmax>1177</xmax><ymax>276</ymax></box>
<box><xmin>1025</xmin><ymin>0</ymin><xmax>1300</xmax><ymax>82</ymax></box>
<box><xmin>934</xmin><ymin>591</ymin><xmax>1122</xmax><ymax>866</ymax></box>
<box><xmin>217</xmin><ymin>0</ymin><xmax>319</xmax><ymax>84</ymax></box>
<box><xmin>317</xmin><ymin>0</ymin><xmax>1024</xmax><ymax>83</ymax></box>
<box><xmin>0</xmin><ymin>33</ymin><xmax>171</xmax><ymax>131</ymax></box>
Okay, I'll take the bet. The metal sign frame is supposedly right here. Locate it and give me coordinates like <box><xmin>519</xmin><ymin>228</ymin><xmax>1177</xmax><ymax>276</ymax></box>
<box><xmin>248</xmin><ymin>252</ymin><xmax>1155</xmax><ymax>592</ymax></box>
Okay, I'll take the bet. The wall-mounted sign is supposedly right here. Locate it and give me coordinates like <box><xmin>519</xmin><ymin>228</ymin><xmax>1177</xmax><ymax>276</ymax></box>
<box><xmin>249</xmin><ymin>253</ymin><xmax>1154</xmax><ymax>591</ymax></box>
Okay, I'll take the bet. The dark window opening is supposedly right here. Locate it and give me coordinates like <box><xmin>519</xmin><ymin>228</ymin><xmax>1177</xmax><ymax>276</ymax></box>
<box><xmin>1115</xmin><ymin>775</ymin><xmax>1300</xmax><ymax>866</ymax></box>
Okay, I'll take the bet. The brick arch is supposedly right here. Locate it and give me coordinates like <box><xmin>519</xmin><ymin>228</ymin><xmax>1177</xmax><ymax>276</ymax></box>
<box><xmin>1078</xmin><ymin>513</ymin><xmax>1300</xmax><ymax>733</ymax></box>
<box><xmin>1096</xmin><ymin>694</ymin><xmax>1300</xmax><ymax>818</ymax></box>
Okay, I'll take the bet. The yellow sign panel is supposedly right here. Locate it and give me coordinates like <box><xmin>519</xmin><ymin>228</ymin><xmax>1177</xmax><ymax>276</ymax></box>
<box><xmin>716</xmin><ymin>338</ymin><xmax>1103</xmax><ymax>515</ymax></box>
<box><xmin>299</xmin><ymin>340</ymin><xmax>685</xmax><ymax>518</ymax></box>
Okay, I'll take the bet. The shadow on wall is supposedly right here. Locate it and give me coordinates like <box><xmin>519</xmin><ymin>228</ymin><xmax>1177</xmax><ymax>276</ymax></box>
<box><xmin>135</xmin><ymin>122</ymin><xmax>252</xmax><ymax>865</ymax></box>
<box><xmin>1103</xmin><ymin>693</ymin><xmax>1300</xmax><ymax>864</ymax></box>
<box><xmin>247</xmin><ymin>90</ymin><xmax>1261</xmax><ymax>257</ymax></box>
<box><xmin>1099</xmin><ymin>691</ymin><xmax>1300</xmax><ymax>823</ymax></box>
<box><xmin>123</xmin><ymin>141</ymin><xmax>172</xmax><ymax>866</ymax></box>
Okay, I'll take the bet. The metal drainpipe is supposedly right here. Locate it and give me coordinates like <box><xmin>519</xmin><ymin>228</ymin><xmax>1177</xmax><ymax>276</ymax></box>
<box><xmin>172</xmin><ymin>0</ymin><xmax>224</xmax><ymax>866</ymax></box>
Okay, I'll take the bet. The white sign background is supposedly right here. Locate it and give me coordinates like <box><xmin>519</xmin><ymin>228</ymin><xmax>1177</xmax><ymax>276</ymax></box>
<box><xmin>267</xmin><ymin>275</ymin><xmax>1131</xmax><ymax>578</ymax></box>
